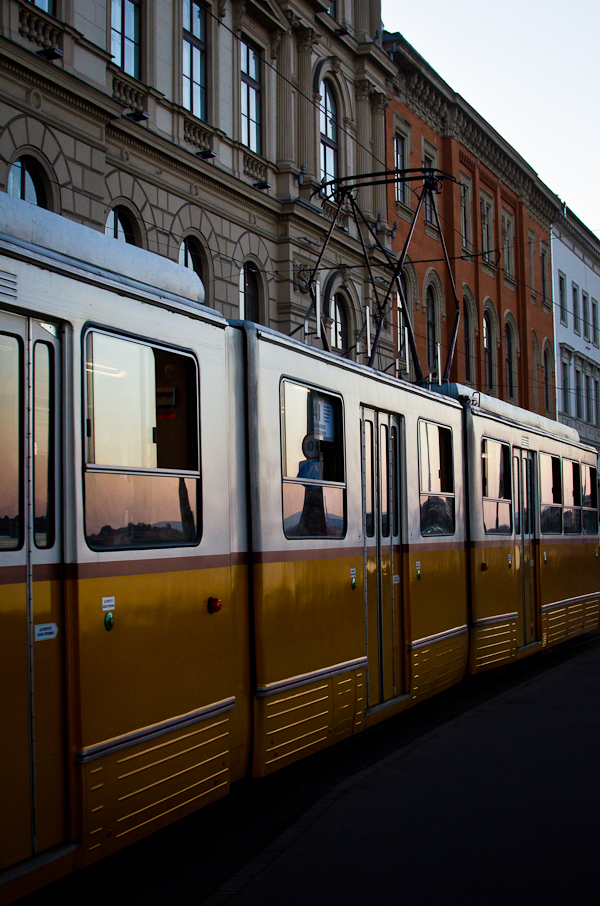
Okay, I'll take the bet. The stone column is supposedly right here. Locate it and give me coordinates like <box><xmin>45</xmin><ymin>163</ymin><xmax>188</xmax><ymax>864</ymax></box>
<box><xmin>353</xmin><ymin>0</ymin><xmax>370</xmax><ymax>42</ymax></box>
<box><xmin>296</xmin><ymin>26</ymin><xmax>319</xmax><ymax>187</ymax></box>
<box><xmin>275</xmin><ymin>29</ymin><xmax>294</xmax><ymax>167</ymax></box>
<box><xmin>355</xmin><ymin>79</ymin><xmax>373</xmax><ymax>215</ymax></box>
<box><xmin>370</xmin><ymin>90</ymin><xmax>389</xmax><ymax>224</ymax></box>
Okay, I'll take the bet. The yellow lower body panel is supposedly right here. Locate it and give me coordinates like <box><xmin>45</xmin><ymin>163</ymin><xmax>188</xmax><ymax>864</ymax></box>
<box><xmin>470</xmin><ymin>618</ymin><xmax>518</xmax><ymax>672</ymax></box>
<box><xmin>82</xmin><ymin>713</ymin><xmax>232</xmax><ymax>864</ymax></box>
<box><xmin>410</xmin><ymin>632</ymin><xmax>468</xmax><ymax>703</ymax></box>
<box><xmin>252</xmin><ymin>666</ymin><xmax>365</xmax><ymax>778</ymax></box>
<box><xmin>542</xmin><ymin>596</ymin><xmax>599</xmax><ymax>647</ymax></box>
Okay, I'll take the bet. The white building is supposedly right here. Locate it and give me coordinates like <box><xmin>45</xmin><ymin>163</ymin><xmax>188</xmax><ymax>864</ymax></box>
<box><xmin>552</xmin><ymin>207</ymin><xmax>600</xmax><ymax>460</ymax></box>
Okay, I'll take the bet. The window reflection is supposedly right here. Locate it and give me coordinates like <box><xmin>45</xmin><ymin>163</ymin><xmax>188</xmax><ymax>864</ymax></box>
<box><xmin>419</xmin><ymin>421</ymin><xmax>454</xmax><ymax>535</ymax></box>
<box><xmin>0</xmin><ymin>334</ymin><xmax>21</xmax><ymax>549</ymax></box>
<box><xmin>34</xmin><ymin>342</ymin><xmax>54</xmax><ymax>549</ymax></box>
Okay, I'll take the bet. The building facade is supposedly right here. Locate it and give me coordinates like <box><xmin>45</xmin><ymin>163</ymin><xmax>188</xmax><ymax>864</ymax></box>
<box><xmin>383</xmin><ymin>32</ymin><xmax>561</xmax><ymax>415</ymax></box>
<box><xmin>552</xmin><ymin>208</ymin><xmax>600</xmax><ymax>460</ymax></box>
<box><xmin>1</xmin><ymin>0</ymin><xmax>398</xmax><ymax>365</ymax></box>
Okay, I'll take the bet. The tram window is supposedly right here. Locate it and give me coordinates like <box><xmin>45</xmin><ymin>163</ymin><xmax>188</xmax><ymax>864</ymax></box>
<box><xmin>481</xmin><ymin>439</ymin><xmax>512</xmax><ymax>534</ymax></box>
<box><xmin>281</xmin><ymin>381</ymin><xmax>345</xmax><ymax>538</ymax></box>
<box><xmin>84</xmin><ymin>331</ymin><xmax>200</xmax><ymax>549</ymax></box>
<box><xmin>418</xmin><ymin>421</ymin><xmax>455</xmax><ymax>536</ymax></box>
<box><xmin>582</xmin><ymin>464</ymin><xmax>598</xmax><ymax>534</ymax></box>
<box><xmin>365</xmin><ymin>419</ymin><xmax>374</xmax><ymax>538</ymax></box>
<box><xmin>391</xmin><ymin>425</ymin><xmax>399</xmax><ymax>537</ymax></box>
<box><xmin>563</xmin><ymin>460</ymin><xmax>581</xmax><ymax>534</ymax></box>
<box><xmin>539</xmin><ymin>453</ymin><xmax>562</xmax><ymax>534</ymax></box>
<box><xmin>380</xmin><ymin>423</ymin><xmax>389</xmax><ymax>537</ymax></box>
<box><xmin>33</xmin><ymin>342</ymin><xmax>55</xmax><ymax>549</ymax></box>
<box><xmin>0</xmin><ymin>334</ymin><xmax>22</xmax><ymax>550</ymax></box>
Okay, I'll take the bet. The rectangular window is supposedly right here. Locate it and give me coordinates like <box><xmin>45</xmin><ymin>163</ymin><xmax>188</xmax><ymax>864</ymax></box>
<box><xmin>572</xmin><ymin>284</ymin><xmax>580</xmax><ymax>333</ymax></box>
<box><xmin>529</xmin><ymin>232</ymin><xmax>535</xmax><ymax>293</ymax></box>
<box><xmin>541</xmin><ymin>248</ymin><xmax>548</xmax><ymax>304</ymax></box>
<box><xmin>501</xmin><ymin>209</ymin><xmax>514</xmax><ymax>277</ymax></box>
<box><xmin>481</xmin><ymin>439</ymin><xmax>511</xmax><ymax>534</ymax></box>
<box><xmin>111</xmin><ymin>0</ymin><xmax>141</xmax><ymax>79</ymax></box>
<box><xmin>460</xmin><ymin>174</ymin><xmax>472</xmax><ymax>250</ymax></box>
<box><xmin>563</xmin><ymin>459</ymin><xmax>581</xmax><ymax>534</ymax></box>
<box><xmin>576</xmin><ymin>369</ymin><xmax>583</xmax><ymax>419</ymax></box>
<box><xmin>241</xmin><ymin>39</ymin><xmax>261</xmax><ymax>154</ymax></box>
<box><xmin>480</xmin><ymin>193</ymin><xmax>494</xmax><ymax>264</ymax></box>
<box><xmin>586</xmin><ymin>374</ymin><xmax>593</xmax><ymax>423</ymax></box>
<box><xmin>540</xmin><ymin>452</ymin><xmax>562</xmax><ymax>533</ymax></box>
<box><xmin>395</xmin><ymin>134</ymin><xmax>405</xmax><ymax>203</ymax></box>
<box><xmin>281</xmin><ymin>381</ymin><xmax>345</xmax><ymax>538</ymax></box>
<box><xmin>423</xmin><ymin>153</ymin><xmax>435</xmax><ymax>222</ymax></box>
<box><xmin>85</xmin><ymin>331</ymin><xmax>200</xmax><ymax>549</ymax></box>
<box><xmin>559</xmin><ymin>274</ymin><xmax>567</xmax><ymax>324</ymax></box>
<box><xmin>183</xmin><ymin>0</ymin><xmax>207</xmax><ymax>120</ymax></box>
<box><xmin>419</xmin><ymin>421</ymin><xmax>455</xmax><ymax>536</ymax></box>
<box><xmin>33</xmin><ymin>342</ymin><xmax>55</xmax><ymax>549</ymax></box>
<box><xmin>583</xmin><ymin>291</ymin><xmax>591</xmax><ymax>340</ymax></box>
<box><xmin>593</xmin><ymin>299</ymin><xmax>599</xmax><ymax>346</ymax></box>
<box><xmin>562</xmin><ymin>361</ymin><xmax>570</xmax><ymax>415</ymax></box>
<box><xmin>0</xmin><ymin>333</ymin><xmax>22</xmax><ymax>550</ymax></box>
<box><xmin>596</xmin><ymin>380</ymin><xmax>600</xmax><ymax>427</ymax></box>
<box><xmin>582</xmin><ymin>464</ymin><xmax>598</xmax><ymax>534</ymax></box>
<box><xmin>30</xmin><ymin>0</ymin><xmax>55</xmax><ymax>13</ymax></box>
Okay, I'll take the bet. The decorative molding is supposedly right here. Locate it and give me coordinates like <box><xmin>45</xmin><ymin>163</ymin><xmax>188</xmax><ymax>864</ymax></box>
<box><xmin>112</xmin><ymin>74</ymin><xmax>146</xmax><ymax>114</ymax></box>
<box><xmin>183</xmin><ymin>119</ymin><xmax>213</xmax><ymax>150</ymax></box>
<box><xmin>232</xmin><ymin>0</ymin><xmax>246</xmax><ymax>32</ymax></box>
<box><xmin>243</xmin><ymin>152</ymin><xmax>267</xmax><ymax>181</ymax></box>
<box><xmin>18</xmin><ymin>5</ymin><xmax>63</xmax><ymax>55</ymax></box>
<box><xmin>296</xmin><ymin>25</ymin><xmax>320</xmax><ymax>52</ymax></box>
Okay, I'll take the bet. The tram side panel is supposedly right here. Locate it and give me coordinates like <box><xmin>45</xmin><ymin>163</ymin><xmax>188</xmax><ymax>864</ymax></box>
<box><xmin>466</xmin><ymin>407</ymin><xmax>599</xmax><ymax>673</ymax></box>
<box><xmin>400</xmin><ymin>398</ymin><xmax>469</xmax><ymax>708</ymax></box>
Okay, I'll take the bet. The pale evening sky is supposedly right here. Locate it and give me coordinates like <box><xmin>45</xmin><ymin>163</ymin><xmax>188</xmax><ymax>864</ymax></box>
<box><xmin>380</xmin><ymin>0</ymin><xmax>600</xmax><ymax>235</ymax></box>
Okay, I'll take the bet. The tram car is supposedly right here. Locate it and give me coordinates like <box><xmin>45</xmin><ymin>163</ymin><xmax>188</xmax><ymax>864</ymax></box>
<box><xmin>0</xmin><ymin>192</ymin><xmax>598</xmax><ymax>903</ymax></box>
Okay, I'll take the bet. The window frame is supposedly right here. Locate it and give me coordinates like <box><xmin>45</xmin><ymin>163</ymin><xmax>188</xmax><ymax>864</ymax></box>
<box><xmin>279</xmin><ymin>378</ymin><xmax>346</xmax><ymax>540</ymax></box>
<box><xmin>418</xmin><ymin>419</ymin><xmax>455</xmax><ymax>537</ymax></box>
<box><xmin>240</xmin><ymin>37</ymin><xmax>262</xmax><ymax>155</ymax></box>
<box><xmin>558</xmin><ymin>272</ymin><xmax>568</xmax><ymax>325</ymax></box>
<box><xmin>182</xmin><ymin>0</ymin><xmax>208</xmax><ymax>121</ymax></box>
<box><xmin>7</xmin><ymin>156</ymin><xmax>49</xmax><ymax>210</ymax></box>
<box><xmin>501</xmin><ymin>207</ymin><xmax>515</xmax><ymax>278</ymax></box>
<box><xmin>111</xmin><ymin>0</ymin><xmax>141</xmax><ymax>79</ymax></box>
<box><xmin>319</xmin><ymin>78</ymin><xmax>339</xmax><ymax>187</ymax></box>
<box><xmin>481</xmin><ymin>437</ymin><xmax>512</xmax><ymax>535</ymax></box>
<box><xmin>480</xmin><ymin>191</ymin><xmax>494</xmax><ymax>265</ymax></box>
<box><xmin>82</xmin><ymin>325</ymin><xmax>202</xmax><ymax>551</ymax></box>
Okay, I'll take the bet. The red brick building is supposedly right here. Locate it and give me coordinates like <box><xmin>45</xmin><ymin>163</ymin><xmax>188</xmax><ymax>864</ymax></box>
<box><xmin>383</xmin><ymin>33</ymin><xmax>561</xmax><ymax>416</ymax></box>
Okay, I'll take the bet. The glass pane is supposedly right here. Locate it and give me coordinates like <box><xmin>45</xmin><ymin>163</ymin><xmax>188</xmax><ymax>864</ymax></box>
<box><xmin>483</xmin><ymin>499</ymin><xmax>512</xmax><ymax>534</ymax></box>
<box><xmin>87</xmin><ymin>333</ymin><xmax>157</xmax><ymax>468</ymax></box>
<box><xmin>582</xmin><ymin>465</ymin><xmax>597</xmax><ymax>509</ymax></box>
<box><xmin>541</xmin><ymin>505</ymin><xmax>562</xmax><ymax>534</ymax></box>
<box><xmin>34</xmin><ymin>343</ymin><xmax>54</xmax><ymax>549</ymax></box>
<box><xmin>111</xmin><ymin>0</ymin><xmax>122</xmax><ymax>33</ymax></box>
<box><xmin>391</xmin><ymin>426</ymin><xmax>399</xmax><ymax>537</ymax></box>
<box><xmin>282</xmin><ymin>484</ymin><xmax>344</xmax><ymax>538</ymax></box>
<box><xmin>583</xmin><ymin>509</ymin><xmax>598</xmax><ymax>535</ymax></box>
<box><xmin>513</xmin><ymin>455</ymin><xmax>520</xmax><ymax>535</ymax></box>
<box><xmin>419</xmin><ymin>422</ymin><xmax>453</xmax><ymax>494</ymax></box>
<box><xmin>482</xmin><ymin>439</ymin><xmax>510</xmax><ymax>499</ymax></box>
<box><xmin>540</xmin><ymin>453</ymin><xmax>562</xmax><ymax>504</ymax></box>
<box><xmin>124</xmin><ymin>0</ymin><xmax>138</xmax><ymax>42</ymax></box>
<box><xmin>365</xmin><ymin>419</ymin><xmax>374</xmax><ymax>538</ymax></box>
<box><xmin>183</xmin><ymin>0</ymin><xmax>190</xmax><ymax>29</ymax></box>
<box><xmin>380</xmin><ymin>423</ymin><xmax>389</xmax><ymax>537</ymax></box>
<box><xmin>0</xmin><ymin>334</ymin><xmax>21</xmax><ymax>550</ymax></box>
<box><xmin>7</xmin><ymin>161</ymin><xmax>22</xmax><ymax>199</ymax></box>
<box><xmin>282</xmin><ymin>382</ymin><xmax>343</xmax><ymax>483</ymax></box>
<box><xmin>240</xmin><ymin>41</ymin><xmax>248</xmax><ymax>74</ymax></box>
<box><xmin>420</xmin><ymin>495</ymin><xmax>454</xmax><ymax>536</ymax></box>
<box><xmin>564</xmin><ymin>507</ymin><xmax>581</xmax><ymax>534</ymax></box>
<box><xmin>85</xmin><ymin>474</ymin><xmax>198</xmax><ymax>548</ymax></box>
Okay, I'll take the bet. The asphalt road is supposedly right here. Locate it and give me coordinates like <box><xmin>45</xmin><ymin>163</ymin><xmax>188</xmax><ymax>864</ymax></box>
<box><xmin>19</xmin><ymin>630</ymin><xmax>600</xmax><ymax>906</ymax></box>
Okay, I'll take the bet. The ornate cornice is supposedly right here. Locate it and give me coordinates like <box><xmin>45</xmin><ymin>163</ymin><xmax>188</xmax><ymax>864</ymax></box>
<box><xmin>555</xmin><ymin>211</ymin><xmax>600</xmax><ymax>270</ymax></box>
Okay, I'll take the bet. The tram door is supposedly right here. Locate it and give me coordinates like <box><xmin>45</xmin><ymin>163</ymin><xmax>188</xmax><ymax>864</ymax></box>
<box><xmin>361</xmin><ymin>408</ymin><xmax>403</xmax><ymax>709</ymax></box>
<box><xmin>513</xmin><ymin>448</ymin><xmax>537</xmax><ymax>646</ymax></box>
<box><xmin>0</xmin><ymin>311</ymin><xmax>66</xmax><ymax>870</ymax></box>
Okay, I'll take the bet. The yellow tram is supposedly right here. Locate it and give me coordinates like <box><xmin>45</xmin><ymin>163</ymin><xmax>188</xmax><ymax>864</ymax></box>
<box><xmin>0</xmin><ymin>194</ymin><xmax>597</xmax><ymax>903</ymax></box>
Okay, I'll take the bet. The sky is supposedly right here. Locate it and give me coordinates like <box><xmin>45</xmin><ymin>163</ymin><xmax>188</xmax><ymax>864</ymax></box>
<box><xmin>380</xmin><ymin>0</ymin><xmax>600</xmax><ymax>236</ymax></box>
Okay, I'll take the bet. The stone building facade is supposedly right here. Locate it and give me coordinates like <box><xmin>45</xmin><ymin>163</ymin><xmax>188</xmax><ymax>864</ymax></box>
<box><xmin>0</xmin><ymin>0</ymin><xmax>398</xmax><ymax>366</ymax></box>
<box><xmin>383</xmin><ymin>31</ymin><xmax>562</xmax><ymax>415</ymax></box>
<box><xmin>552</xmin><ymin>207</ymin><xmax>600</xmax><ymax>460</ymax></box>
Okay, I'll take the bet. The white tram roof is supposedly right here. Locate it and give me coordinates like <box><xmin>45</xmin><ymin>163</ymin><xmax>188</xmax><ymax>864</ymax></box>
<box><xmin>437</xmin><ymin>382</ymin><xmax>580</xmax><ymax>443</ymax></box>
<box><xmin>0</xmin><ymin>193</ymin><xmax>217</xmax><ymax>315</ymax></box>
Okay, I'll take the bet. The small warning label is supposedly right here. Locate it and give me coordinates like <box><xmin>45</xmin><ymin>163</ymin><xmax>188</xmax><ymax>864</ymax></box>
<box><xmin>102</xmin><ymin>597</ymin><xmax>115</xmax><ymax>611</ymax></box>
<box><xmin>35</xmin><ymin>623</ymin><xmax>58</xmax><ymax>641</ymax></box>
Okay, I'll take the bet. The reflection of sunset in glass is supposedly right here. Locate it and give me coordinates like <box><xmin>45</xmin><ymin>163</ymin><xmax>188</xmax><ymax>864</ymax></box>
<box><xmin>87</xmin><ymin>332</ymin><xmax>157</xmax><ymax>468</ymax></box>
<box><xmin>34</xmin><ymin>342</ymin><xmax>52</xmax><ymax>548</ymax></box>
<box><xmin>0</xmin><ymin>334</ymin><xmax>20</xmax><ymax>548</ymax></box>
<box><xmin>283</xmin><ymin>382</ymin><xmax>309</xmax><ymax>477</ymax></box>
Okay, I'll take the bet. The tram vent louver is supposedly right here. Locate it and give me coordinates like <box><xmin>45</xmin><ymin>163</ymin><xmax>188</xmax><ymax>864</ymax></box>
<box><xmin>522</xmin><ymin>436</ymin><xmax>529</xmax><ymax>448</ymax></box>
<box><xmin>0</xmin><ymin>269</ymin><xmax>17</xmax><ymax>300</ymax></box>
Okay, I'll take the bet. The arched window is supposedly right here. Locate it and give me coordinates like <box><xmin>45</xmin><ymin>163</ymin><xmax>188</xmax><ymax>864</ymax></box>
<box><xmin>330</xmin><ymin>294</ymin><xmax>348</xmax><ymax>351</ymax></box>
<box><xmin>426</xmin><ymin>285</ymin><xmax>436</xmax><ymax>373</ymax></box>
<box><xmin>241</xmin><ymin>262</ymin><xmax>260</xmax><ymax>323</ymax></box>
<box><xmin>463</xmin><ymin>298</ymin><xmax>471</xmax><ymax>383</ymax></box>
<box><xmin>505</xmin><ymin>324</ymin><xmax>514</xmax><ymax>399</ymax></box>
<box><xmin>320</xmin><ymin>80</ymin><xmax>338</xmax><ymax>186</ymax></box>
<box><xmin>8</xmin><ymin>156</ymin><xmax>48</xmax><ymax>208</ymax></box>
<box><xmin>483</xmin><ymin>311</ymin><xmax>493</xmax><ymax>392</ymax></box>
<box><xmin>105</xmin><ymin>206</ymin><xmax>137</xmax><ymax>244</ymax></box>
<box><xmin>544</xmin><ymin>348</ymin><xmax>552</xmax><ymax>413</ymax></box>
<box><xmin>179</xmin><ymin>237</ymin><xmax>203</xmax><ymax>279</ymax></box>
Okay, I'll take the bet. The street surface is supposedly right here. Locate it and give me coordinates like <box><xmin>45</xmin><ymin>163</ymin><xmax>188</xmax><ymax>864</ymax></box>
<box><xmin>20</xmin><ymin>631</ymin><xmax>600</xmax><ymax>905</ymax></box>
